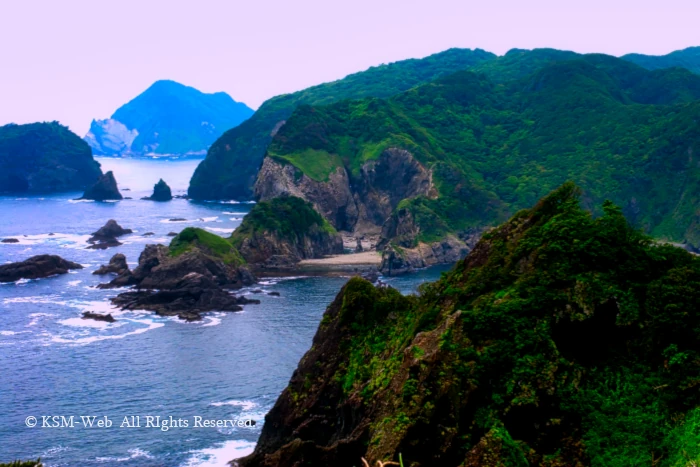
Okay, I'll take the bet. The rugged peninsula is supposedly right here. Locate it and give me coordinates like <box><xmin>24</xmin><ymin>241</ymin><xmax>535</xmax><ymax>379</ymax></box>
<box><xmin>236</xmin><ymin>183</ymin><xmax>700</xmax><ymax>467</ymax></box>
<box><xmin>0</xmin><ymin>122</ymin><xmax>102</xmax><ymax>193</ymax></box>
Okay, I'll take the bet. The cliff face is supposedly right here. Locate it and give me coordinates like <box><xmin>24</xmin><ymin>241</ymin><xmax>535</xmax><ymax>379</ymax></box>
<box><xmin>0</xmin><ymin>122</ymin><xmax>102</xmax><ymax>193</ymax></box>
<box><xmin>230</xmin><ymin>196</ymin><xmax>343</xmax><ymax>268</ymax></box>
<box><xmin>255</xmin><ymin>148</ymin><xmax>437</xmax><ymax>234</ymax></box>
<box><xmin>237</xmin><ymin>183</ymin><xmax>700</xmax><ymax>467</ymax></box>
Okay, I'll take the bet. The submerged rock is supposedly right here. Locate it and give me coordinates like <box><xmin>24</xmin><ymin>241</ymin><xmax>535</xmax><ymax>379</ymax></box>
<box><xmin>80</xmin><ymin>171</ymin><xmax>123</xmax><ymax>201</ymax></box>
<box><xmin>0</xmin><ymin>254</ymin><xmax>83</xmax><ymax>282</ymax></box>
<box><xmin>1</xmin><ymin>238</ymin><xmax>19</xmax><ymax>243</ymax></box>
<box><xmin>92</xmin><ymin>253</ymin><xmax>129</xmax><ymax>275</ymax></box>
<box><xmin>143</xmin><ymin>178</ymin><xmax>172</xmax><ymax>201</ymax></box>
<box><xmin>167</xmin><ymin>232</ymin><xmax>178</xmax><ymax>237</ymax></box>
<box><xmin>81</xmin><ymin>311</ymin><xmax>116</xmax><ymax>323</ymax></box>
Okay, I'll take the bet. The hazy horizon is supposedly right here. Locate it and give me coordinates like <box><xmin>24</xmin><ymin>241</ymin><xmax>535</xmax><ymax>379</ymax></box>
<box><xmin>1</xmin><ymin>0</ymin><xmax>697</xmax><ymax>136</ymax></box>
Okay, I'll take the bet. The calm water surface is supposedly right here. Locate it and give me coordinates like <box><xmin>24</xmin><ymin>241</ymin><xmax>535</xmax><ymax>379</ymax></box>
<box><xmin>0</xmin><ymin>157</ymin><xmax>448</xmax><ymax>466</ymax></box>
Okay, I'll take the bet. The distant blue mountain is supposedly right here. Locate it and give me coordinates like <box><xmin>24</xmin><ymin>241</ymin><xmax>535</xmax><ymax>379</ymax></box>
<box><xmin>85</xmin><ymin>80</ymin><xmax>254</xmax><ymax>157</ymax></box>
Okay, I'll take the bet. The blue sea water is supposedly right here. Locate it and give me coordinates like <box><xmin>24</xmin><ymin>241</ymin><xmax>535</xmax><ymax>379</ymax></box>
<box><xmin>0</xmin><ymin>157</ymin><xmax>448</xmax><ymax>466</ymax></box>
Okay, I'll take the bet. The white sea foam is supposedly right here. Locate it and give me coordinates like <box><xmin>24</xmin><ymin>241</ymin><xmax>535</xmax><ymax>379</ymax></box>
<box><xmin>222</xmin><ymin>212</ymin><xmax>247</xmax><ymax>215</ymax></box>
<box><xmin>205</xmin><ymin>227</ymin><xmax>235</xmax><ymax>234</ymax></box>
<box><xmin>50</xmin><ymin>319</ymin><xmax>164</xmax><ymax>345</ymax></box>
<box><xmin>201</xmin><ymin>314</ymin><xmax>223</xmax><ymax>327</ymax></box>
<box><xmin>210</xmin><ymin>400</ymin><xmax>257</xmax><ymax>411</ymax></box>
<box><xmin>68</xmin><ymin>198</ymin><xmax>94</xmax><ymax>203</ymax></box>
<box><xmin>67</xmin><ymin>280</ymin><xmax>82</xmax><ymax>286</ymax></box>
<box><xmin>230</xmin><ymin>217</ymin><xmax>243</xmax><ymax>221</ymax></box>
<box><xmin>58</xmin><ymin>317</ymin><xmax>120</xmax><ymax>329</ymax></box>
<box><xmin>199</xmin><ymin>216</ymin><xmax>219</xmax><ymax>222</ymax></box>
<box><xmin>95</xmin><ymin>447</ymin><xmax>154</xmax><ymax>463</ymax></box>
<box><xmin>0</xmin><ymin>232</ymin><xmax>91</xmax><ymax>248</ymax></box>
<box><xmin>182</xmin><ymin>439</ymin><xmax>255</xmax><ymax>467</ymax></box>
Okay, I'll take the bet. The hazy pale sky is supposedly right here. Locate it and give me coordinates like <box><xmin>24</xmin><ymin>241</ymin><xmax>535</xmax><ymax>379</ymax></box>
<box><xmin>0</xmin><ymin>0</ymin><xmax>697</xmax><ymax>135</ymax></box>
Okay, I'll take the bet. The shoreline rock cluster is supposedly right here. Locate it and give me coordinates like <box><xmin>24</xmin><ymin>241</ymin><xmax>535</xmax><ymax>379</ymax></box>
<box><xmin>0</xmin><ymin>254</ymin><xmax>83</xmax><ymax>282</ymax></box>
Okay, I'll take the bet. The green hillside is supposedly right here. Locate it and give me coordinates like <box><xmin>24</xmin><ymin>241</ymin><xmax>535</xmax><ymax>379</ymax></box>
<box><xmin>240</xmin><ymin>184</ymin><xmax>700</xmax><ymax>466</ymax></box>
<box><xmin>188</xmin><ymin>48</ymin><xmax>497</xmax><ymax>199</ymax></box>
<box><xmin>266</xmin><ymin>54</ymin><xmax>700</xmax><ymax>248</ymax></box>
<box><xmin>623</xmin><ymin>46</ymin><xmax>700</xmax><ymax>75</ymax></box>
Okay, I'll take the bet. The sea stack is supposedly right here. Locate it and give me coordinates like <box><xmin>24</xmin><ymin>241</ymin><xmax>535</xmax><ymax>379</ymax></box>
<box><xmin>80</xmin><ymin>171</ymin><xmax>123</xmax><ymax>201</ymax></box>
<box><xmin>144</xmin><ymin>179</ymin><xmax>172</xmax><ymax>201</ymax></box>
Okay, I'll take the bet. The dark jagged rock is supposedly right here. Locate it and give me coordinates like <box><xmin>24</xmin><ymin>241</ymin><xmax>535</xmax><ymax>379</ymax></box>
<box><xmin>87</xmin><ymin>220</ymin><xmax>132</xmax><ymax>249</ymax></box>
<box><xmin>169</xmin><ymin>218</ymin><xmax>186</xmax><ymax>222</ymax></box>
<box><xmin>167</xmin><ymin>232</ymin><xmax>178</xmax><ymax>237</ymax></box>
<box><xmin>0</xmin><ymin>122</ymin><xmax>102</xmax><ymax>193</ymax></box>
<box><xmin>1</xmin><ymin>238</ymin><xmax>19</xmax><ymax>243</ymax></box>
<box><xmin>236</xmin><ymin>183</ymin><xmax>700</xmax><ymax>467</ymax></box>
<box><xmin>80</xmin><ymin>171</ymin><xmax>123</xmax><ymax>201</ymax></box>
<box><xmin>142</xmin><ymin>232</ymin><xmax>155</xmax><ymax>237</ymax></box>
<box><xmin>143</xmin><ymin>179</ymin><xmax>172</xmax><ymax>201</ymax></box>
<box><xmin>355</xmin><ymin>237</ymin><xmax>363</xmax><ymax>252</ymax></box>
<box><xmin>267</xmin><ymin>291</ymin><xmax>280</xmax><ymax>297</ymax></box>
<box><xmin>0</xmin><ymin>255</ymin><xmax>83</xmax><ymax>282</ymax></box>
<box><xmin>230</xmin><ymin>196</ymin><xmax>343</xmax><ymax>268</ymax></box>
<box><xmin>104</xmin><ymin>228</ymin><xmax>256</xmax><ymax>319</ymax></box>
<box><xmin>81</xmin><ymin>311</ymin><xmax>116</xmax><ymax>323</ymax></box>
<box><xmin>92</xmin><ymin>253</ymin><xmax>129</xmax><ymax>275</ymax></box>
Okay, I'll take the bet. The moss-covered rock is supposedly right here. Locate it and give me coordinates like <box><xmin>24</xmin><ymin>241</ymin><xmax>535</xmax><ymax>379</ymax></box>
<box><xmin>230</xmin><ymin>196</ymin><xmax>343</xmax><ymax>267</ymax></box>
<box><xmin>238</xmin><ymin>183</ymin><xmax>700</xmax><ymax>467</ymax></box>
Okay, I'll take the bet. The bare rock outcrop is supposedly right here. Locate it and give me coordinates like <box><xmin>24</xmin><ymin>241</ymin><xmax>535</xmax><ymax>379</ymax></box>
<box><xmin>0</xmin><ymin>254</ymin><xmax>83</xmax><ymax>282</ymax></box>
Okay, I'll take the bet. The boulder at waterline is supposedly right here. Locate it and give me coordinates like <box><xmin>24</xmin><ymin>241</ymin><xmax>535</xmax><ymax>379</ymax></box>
<box><xmin>0</xmin><ymin>255</ymin><xmax>83</xmax><ymax>282</ymax></box>
<box><xmin>80</xmin><ymin>171</ymin><xmax>122</xmax><ymax>201</ymax></box>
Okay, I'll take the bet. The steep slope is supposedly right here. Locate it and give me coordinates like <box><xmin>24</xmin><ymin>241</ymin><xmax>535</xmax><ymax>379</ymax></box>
<box><xmin>230</xmin><ymin>196</ymin><xmax>343</xmax><ymax>267</ymax></box>
<box><xmin>84</xmin><ymin>80</ymin><xmax>253</xmax><ymax>156</ymax></box>
<box><xmin>0</xmin><ymin>122</ymin><xmax>102</xmax><ymax>193</ymax></box>
<box><xmin>188</xmin><ymin>48</ymin><xmax>497</xmax><ymax>200</ymax></box>
<box><xmin>623</xmin><ymin>46</ymin><xmax>700</xmax><ymax>75</ymax></box>
<box><xmin>254</xmin><ymin>54</ymin><xmax>700</xmax><ymax>258</ymax></box>
<box><xmin>237</xmin><ymin>183</ymin><xmax>700</xmax><ymax>467</ymax></box>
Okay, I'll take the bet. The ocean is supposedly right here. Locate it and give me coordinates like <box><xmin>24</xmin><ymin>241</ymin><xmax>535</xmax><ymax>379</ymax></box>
<box><xmin>0</xmin><ymin>157</ymin><xmax>448</xmax><ymax>466</ymax></box>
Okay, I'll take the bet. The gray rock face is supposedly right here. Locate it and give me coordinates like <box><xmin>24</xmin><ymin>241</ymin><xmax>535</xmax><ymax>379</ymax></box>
<box><xmin>254</xmin><ymin>148</ymin><xmax>436</xmax><ymax>234</ymax></box>
<box><xmin>0</xmin><ymin>255</ymin><xmax>83</xmax><ymax>282</ymax></box>
<box><xmin>84</xmin><ymin>119</ymin><xmax>138</xmax><ymax>156</ymax></box>
<box><xmin>80</xmin><ymin>171</ymin><xmax>123</xmax><ymax>201</ymax></box>
<box><xmin>235</xmin><ymin>226</ymin><xmax>344</xmax><ymax>269</ymax></box>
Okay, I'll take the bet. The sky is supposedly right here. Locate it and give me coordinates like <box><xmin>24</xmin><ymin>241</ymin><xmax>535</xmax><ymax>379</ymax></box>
<box><xmin>0</xmin><ymin>0</ymin><xmax>697</xmax><ymax>136</ymax></box>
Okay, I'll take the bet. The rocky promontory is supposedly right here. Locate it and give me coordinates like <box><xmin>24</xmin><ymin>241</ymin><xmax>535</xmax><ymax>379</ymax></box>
<box><xmin>0</xmin><ymin>255</ymin><xmax>83</xmax><ymax>282</ymax></box>
<box><xmin>103</xmin><ymin>227</ymin><xmax>256</xmax><ymax>320</ymax></box>
<box><xmin>235</xmin><ymin>183</ymin><xmax>700</xmax><ymax>467</ymax></box>
<box><xmin>143</xmin><ymin>178</ymin><xmax>172</xmax><ymax>201</ymax></box>
<box><xmin>0</xmin><ymin>122</ymin><xmax>102</xmax><ymax>193</ymax></box>
<box><xmin>80</xmin><ymin>171</ymin><xmax>123</xmax><ymax>201</ymax></box>
<box><xmin>230</xmin><ymin>196</ymin><xmax>343</xmax><ymax>268</ymax></box>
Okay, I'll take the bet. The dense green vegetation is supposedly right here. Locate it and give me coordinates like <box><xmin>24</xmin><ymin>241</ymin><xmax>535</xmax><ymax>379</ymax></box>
<box><xmin>169</xmin><ymin>227</ymin><xmax>245</xmax><ymax>266</ymax></box>
<box><xmin>267</xmin><ymin>54</ymin><xmax>700</xmax><ymax>247</ymax></box>
<box><xmin>248</xmin><ymin>184</ymin><xmax>700</xmax><ymax>466</ymax></box>
<box><xmin>229</xmin><ymin>196</ymin><xmax>335</xmax><ymax>248</ymax></box>
<box><xmin>188</xmin><ymin>48</ymin><xmax>497</xmax><ymax>199</ymax></box>
<box><xmin>624</xmin><ymin>46</ymin><xmax>700</xmax><ymax>75</ymax></box>
<box><xmin>0</xmin><ymin>122</ymin><xmax>102</xmax><ymax>193</ymax></box>
<box><xmin>87</xmin><ymin>80</ymin><xmax>253</xmax><ymax>156</ymax></box>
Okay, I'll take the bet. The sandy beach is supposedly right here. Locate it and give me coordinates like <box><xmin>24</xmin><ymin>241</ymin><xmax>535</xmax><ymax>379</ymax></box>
<box><xmin>298</xmin><ymin>250</ymin><xmax>382</xmax><ymax>266</ymax></box>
